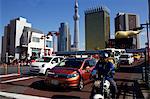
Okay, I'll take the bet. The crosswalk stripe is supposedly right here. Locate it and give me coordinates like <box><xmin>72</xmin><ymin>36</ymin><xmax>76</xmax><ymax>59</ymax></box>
<box><xmin>0</xmin><ymin>91</ymin><xmax>50</xmax><ymax>99</ymax></box>
<box><xmin>0</xmin><ymin>76</ymin><xmax>36</xmax><ymax>83</ymax></box>
<box><xmin>0</xmin><ymin>73</ymin><xmax>20</xmax><ymax>78</ymax></box>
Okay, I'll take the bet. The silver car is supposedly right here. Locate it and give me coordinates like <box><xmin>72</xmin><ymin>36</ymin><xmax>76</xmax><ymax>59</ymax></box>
<box><xmin>30</xmin><ymin>56</ymin><xmax>64</xmax><ymax>75</ymax></box>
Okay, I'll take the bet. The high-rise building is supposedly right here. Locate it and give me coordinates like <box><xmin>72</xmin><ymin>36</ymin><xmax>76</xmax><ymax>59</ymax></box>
<box><xmin>1</xmin><ymin>17</ymin><xmax>31</xmax><ymax>62</ymax></box>
<box><xmin>58</xmin><ymin>22</ymin><xmax>71</xmax><ymax>51</ymax></box>
<box><xmin>85</xmin><ymin>6</ymin><xmax>110</xmax><ymax>50</ymax></box>
<box><xmin>115</xmin><ymin>13</ymin><xmax>140</xmax><ymax>49</ymax></box>
<box><xmin>73</xmin><ymin>0</ymin><xmax>80</xmax><ymax>51</ymax></box>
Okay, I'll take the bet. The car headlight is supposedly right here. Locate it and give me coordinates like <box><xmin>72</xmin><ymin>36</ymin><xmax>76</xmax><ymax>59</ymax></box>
<box><xmin>42</xmin><ymin>64</ymin><xmax>45</xmax><ymax>67</ymax></box>
<box><xmin>67</xmin><ymin>73</ymin><xmax>78</xmax><ymax>78</ymax></box>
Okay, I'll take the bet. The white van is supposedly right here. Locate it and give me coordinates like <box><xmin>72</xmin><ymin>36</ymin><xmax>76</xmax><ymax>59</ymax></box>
<box><xmin>30</xmin><ymin>56</ymin><xmax>64</xmax><ymax>75</ymax></box>
<box><xmin>119</xmin><ymin>53</ymin><xmax>134</xmax><ymax>65</ymax></box>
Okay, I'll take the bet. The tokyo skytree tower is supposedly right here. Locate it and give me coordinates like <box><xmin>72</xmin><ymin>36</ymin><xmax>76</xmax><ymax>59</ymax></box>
<box><xmin>73</xmin><ymin>0</ymin><xmax>80</xmax><ymax>50</ymax></box>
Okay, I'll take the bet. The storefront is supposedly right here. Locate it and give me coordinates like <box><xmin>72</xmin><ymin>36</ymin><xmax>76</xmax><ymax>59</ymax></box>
<box><xmin>31</xmin><ymin>48</ymin><xmax>41</xmax><ymax>59</ymax></box>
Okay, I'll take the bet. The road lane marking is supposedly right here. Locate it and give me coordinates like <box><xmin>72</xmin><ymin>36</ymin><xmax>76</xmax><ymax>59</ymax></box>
<box><xmin>0</xmin><ymin>91</ymin><xmax>50</xmax><ymax>99</ymax></box>
<box><xmin>0</xmin><ymin>76</ymin><xmax>36</xmax><ymax>83</ymax></box>
<box><xmin>0</xmin><ymin>73</ymin><xmax>20</xmax><ymax>78</ymax></box>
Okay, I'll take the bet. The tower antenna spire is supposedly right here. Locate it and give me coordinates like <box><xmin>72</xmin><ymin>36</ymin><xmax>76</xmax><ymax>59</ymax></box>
<box><xmin>73</xmin><ymin>0</ymin><xmax>80</xmax><ymax>51</ymax></box>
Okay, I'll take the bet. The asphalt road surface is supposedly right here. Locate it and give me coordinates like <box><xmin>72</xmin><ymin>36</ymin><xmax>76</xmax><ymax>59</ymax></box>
<box><xmin>0</xmin><ymin>60</ymin><xmax>149</xmax><ymax>99</ymax></box>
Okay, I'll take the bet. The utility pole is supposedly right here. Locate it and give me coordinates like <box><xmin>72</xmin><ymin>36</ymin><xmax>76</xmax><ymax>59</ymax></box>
<box><xmin>148</xmin><ymin>0</ymin><xmax>150</xmax><ymax>24</ymax></box>
<box><xmin>148</xmin><ymin>0</ymin><xmax>150</xmax><ymax>88</ymax></box>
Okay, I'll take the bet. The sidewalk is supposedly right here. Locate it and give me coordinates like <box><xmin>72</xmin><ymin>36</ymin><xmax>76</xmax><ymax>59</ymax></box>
<box><xmin>115</xmin><ymin>61</ymin><xmax>150</xmax><ymax>99</ymax></box>
<box><xmin>136</xmin><ymin>80</ymin><xmax>150</xmax><ymax>99</ymax></box>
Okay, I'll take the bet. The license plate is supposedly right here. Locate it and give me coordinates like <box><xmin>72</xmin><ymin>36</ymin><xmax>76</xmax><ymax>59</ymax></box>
<box><xmin>51</xmin><ymin>80</ymin><xmax>59</xmax><ymax>85</ymax></box>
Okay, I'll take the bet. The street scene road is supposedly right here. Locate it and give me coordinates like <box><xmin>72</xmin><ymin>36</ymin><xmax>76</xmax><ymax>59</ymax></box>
<box><xmin>1</xmin><ymin>0</ymin><xmax>150</xmax><ymax>99</ymax></box>
<box><xmin>0</xmin><ymin>59</ymin><xmax>149</xmax><ymax>99</ymax></box>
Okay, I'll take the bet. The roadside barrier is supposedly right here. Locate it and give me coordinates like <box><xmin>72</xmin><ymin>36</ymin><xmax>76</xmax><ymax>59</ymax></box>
<box><xmin>18</xmin><ymin>63</ymin><xmax>20</xmax><ymax>75</ymax></box>
<box><xmin>0</xmin><ymin>63</ymin><xmax>30</xmax><ymax>75</ymax></box>
<box><xmin>4</xmin><ymin>64</ymin><xmax>7</xmax><ymax>75</ymax></box>
<box><xmin>142</xmin><ymin>67</ymin><xmax>145</xmax><ymax>81</ymax></box>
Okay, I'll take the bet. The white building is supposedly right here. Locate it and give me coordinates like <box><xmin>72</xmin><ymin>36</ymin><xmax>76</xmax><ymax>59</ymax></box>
<box><xmin>1</xmin><ymin>17</ymin><xmax>31</xmax><ymax>62</ymax></box>
<box><xmin>1</xmin><ymin>17</ymin><xmax>53</xmax><ymax>63</ymax></box>
<box><xmin>21</xmin><ymin>27</ymin><xmax>53</xmax><ymax>60</ymax></box>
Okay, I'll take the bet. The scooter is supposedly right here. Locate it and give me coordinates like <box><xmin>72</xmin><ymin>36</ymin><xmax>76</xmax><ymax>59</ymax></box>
<box><xmin>90</xmin><ymin>70</ymin><xmax>111</xmax><ymax>99</ymax></box>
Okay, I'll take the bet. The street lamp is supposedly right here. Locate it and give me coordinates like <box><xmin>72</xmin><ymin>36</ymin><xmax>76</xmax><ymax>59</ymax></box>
<box><xmin>40</xmin><ymin>34</ymin><xmax>50</xmax><ymax>56</ymax></box>
<box><xmin>47</xmin><ymin>31</ymin><xmax>60</xmax><ymax>54</ymax></box>
<box><xmin>133</xmin><ymin>21</ymin><xmax>149</xmax><ymax>82</ymax></box>
<box><xmin>148</xmin><ymin>0</ymin><xmax>150</xmax><ymax>88</ymax></box>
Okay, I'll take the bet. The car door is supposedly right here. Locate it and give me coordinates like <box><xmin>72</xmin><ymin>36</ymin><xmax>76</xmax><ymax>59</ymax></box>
<box><xmin>88</xmin><ymin>59</ymin><xmax>96</xmax><ymax>78</ymax></box>
<box><xmin>82</xmin><ymin>60</ymin><xmax>91</xmax><ymax>81</ymax></box>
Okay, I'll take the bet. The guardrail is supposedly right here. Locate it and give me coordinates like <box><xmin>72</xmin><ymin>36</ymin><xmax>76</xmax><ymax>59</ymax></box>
<box><xmin>0</xmin><ymin>64</ymin><xmax>30</xmax><ymax>75</ymax></box>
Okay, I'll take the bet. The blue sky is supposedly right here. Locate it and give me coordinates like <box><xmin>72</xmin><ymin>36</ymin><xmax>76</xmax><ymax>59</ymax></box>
<box><xmin>0</xmin><ymin>0</ymin><xmax>149</xmax><ymax>52</ymax></box>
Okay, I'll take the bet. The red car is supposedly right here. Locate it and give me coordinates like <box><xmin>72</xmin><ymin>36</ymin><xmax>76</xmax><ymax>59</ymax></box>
<box><xmin>44</xmin><ymin>57</ymin><xmax>96</xmax><ymax>90</ymax></box>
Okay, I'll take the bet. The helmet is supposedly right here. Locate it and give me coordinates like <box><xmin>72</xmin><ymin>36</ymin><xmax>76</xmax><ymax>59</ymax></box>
<box><xmin>101</xmin><ymin>52</ymin><xmax>109</xmax><ymax>58</ymax></box>
<box><xmin>103</xmin><ymin>53</ymin><xmax>109</xmax><ymax>58</ymax></box>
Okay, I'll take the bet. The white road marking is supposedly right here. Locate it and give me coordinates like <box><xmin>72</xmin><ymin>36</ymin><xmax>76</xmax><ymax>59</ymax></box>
<box><xmin>0</xmin><ymin>76</ymin><xmax>36</xmax><ymax>83</ymax></box>
<box><xmin>0</xmin><ymin>91</ymin><xmax>50</xmax><ymax>99</ymax></box>
<box><xmin>0</xmin><ymin>73</ymin><xmax>20</xmax><ymax>78</ymax></box>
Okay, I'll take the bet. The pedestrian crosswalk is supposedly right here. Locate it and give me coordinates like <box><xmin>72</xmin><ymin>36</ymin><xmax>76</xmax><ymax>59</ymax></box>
<box><xmin>0</xmin><ymin>73</ymin><xmax>20</xmax><ymax>78</ymax></box>
<box><xmin>0</xmin><ymin>91</ymin><xmax>50</xmax><ymax>99</ymax></box>
<box><xmin>0</xmin><ymin>73</ymin><xmax>36</xmax><ymax>84</ymax></box>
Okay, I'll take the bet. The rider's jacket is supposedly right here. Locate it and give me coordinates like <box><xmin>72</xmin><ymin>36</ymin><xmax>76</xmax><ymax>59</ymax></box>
<box><xmin>93</xmin><ymin>60</ymin><xmax>115</xmax><ymax>80</ymax></box>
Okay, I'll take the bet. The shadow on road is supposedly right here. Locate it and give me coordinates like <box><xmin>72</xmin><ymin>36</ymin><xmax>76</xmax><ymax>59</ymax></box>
<box><xmin>29</xmin><ymin>80</ymin><xmax>72</xmax><ymax>92</ymax></box>
<box><xmin>116</xmin><ymin>79</ymin><xmax>150</xmax><ymax>99</ymax></box>
<box><xmin>115</xmin><ymin>63</ymin><xmax>150</xmax><ymax>99</ymax></box>
<box><xmin>51</xmin><ymin>95</ymin><xmax>80</xmax><ymax>99</ymax></box>
<box><xmin>117</xmin><ymin>63</ymin><xmax>144</xmax><ymax>73</ymax></box>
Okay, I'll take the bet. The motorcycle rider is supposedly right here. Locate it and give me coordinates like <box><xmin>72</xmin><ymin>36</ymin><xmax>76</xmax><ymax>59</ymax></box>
<box><xmin>93</xmin><ymin>52</ymin><xmax>118</xmax><ymax>99</ymax></box>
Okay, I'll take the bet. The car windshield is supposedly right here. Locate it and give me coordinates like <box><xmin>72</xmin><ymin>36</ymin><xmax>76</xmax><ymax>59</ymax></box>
<box><xmin>57</xmin><ymin>58</ymin><xmax>84</xmax><ymax>68</ymax></box>
<box><xmin>120</xmin><ymin>55</ymin><xmax>129</xmax><ymax>58</ymax></box>
<box><xmin>37</xmin><ymin>57</ymin><xmax>52</xmax><ymax>62</ymax></box>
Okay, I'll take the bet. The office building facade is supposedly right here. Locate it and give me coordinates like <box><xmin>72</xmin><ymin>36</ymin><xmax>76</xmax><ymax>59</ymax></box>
<box><xmin>1</xmin><ymin>17</ymin><xmax>53</xmax><ymax>63</ymax></box>
<box><xmin>85</xmin><ymin>6</ymin><xmax>110</xmax><ymax>50</ymax></box>
<box><xmin>1</xmin><ymin>17</ymin><xmax>31</xmax><ymax>62</ymax></box>
<box><xmin>58</xmin><ymin>22</ymin><xmax>71</xmax><ymax>51</ymax></box>
<box><xmin>115</xmin><ymin>13</ymin><xmax>140</xmax><ymax>49</ymax></box>
<box><xmin>21</xmin><ymin>27</ymin><xmax>53</xmax><ymax>60</ymax></box>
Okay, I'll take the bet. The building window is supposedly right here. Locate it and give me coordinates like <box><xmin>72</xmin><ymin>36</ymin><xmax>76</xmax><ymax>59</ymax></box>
<box><xmin>31</xmin><ymin>48</ymin><xmax>41</xmax><ymax>59</ymax></box>
<box><xmin>32</xmin><ymin>37</ymin><xmax>40</xmax><ymax>42</ymax></box>
<box><xmin>46</xmin><ymin>41</ymin><xmax>52</xmax><ymax>48</ymax></box>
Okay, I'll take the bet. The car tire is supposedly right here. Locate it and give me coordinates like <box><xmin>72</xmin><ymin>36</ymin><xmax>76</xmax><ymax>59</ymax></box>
<box><xmin>78</xmin><ymin>78</ymin><xmax>84</xmax><ymax>91</ymax></box>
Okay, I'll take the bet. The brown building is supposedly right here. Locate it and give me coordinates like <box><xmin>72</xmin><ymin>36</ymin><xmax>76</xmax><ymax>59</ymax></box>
<box><xmin>107</xmin><ymin>39</ymin><xmax>115</xmax><ymax>48</ymax></box>
<box><xmin>115</xmin><ymin>13</ymin><xmax>140</xmax><ymax>49</ymax></box>
<box><xmin>85</xmin><ymin>6</ymin><xmax>110</xmax><ymax>50</ymax></box>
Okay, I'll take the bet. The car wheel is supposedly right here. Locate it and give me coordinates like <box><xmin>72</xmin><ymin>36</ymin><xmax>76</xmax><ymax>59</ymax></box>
<box><xmin>78</xmin><ymin>78</ymin><xmax>84</xmax><ymax>91</ymax></box>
